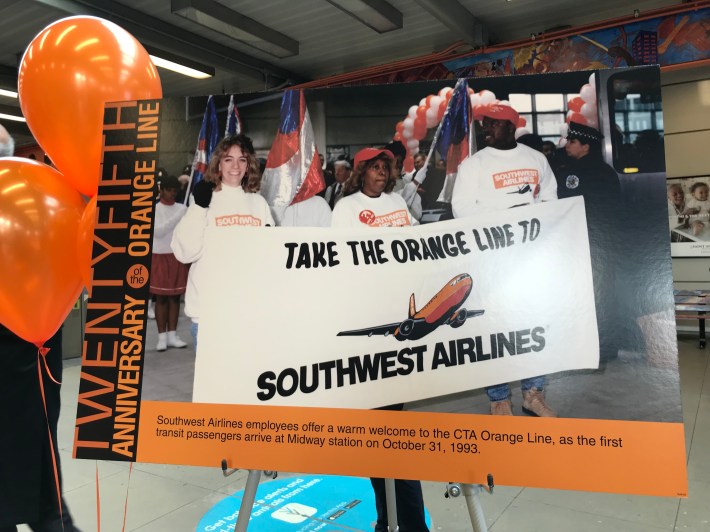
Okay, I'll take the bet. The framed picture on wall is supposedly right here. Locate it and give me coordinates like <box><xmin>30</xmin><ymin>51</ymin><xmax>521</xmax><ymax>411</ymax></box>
<box><xmin>667</xmin><ymin>176</ymin><xmax>710</xmax><ymax>257</ymax></box>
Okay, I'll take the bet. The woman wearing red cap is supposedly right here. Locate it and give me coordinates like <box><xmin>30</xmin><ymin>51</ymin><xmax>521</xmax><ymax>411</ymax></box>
<box><xmin>331</xmin><ymin>147</ymin><xmax>416</xmax><ymax>228</ymax></box>
<box><xmin>332</xmin><ymin>147</ymin><xmax>427</xmax><ymax>532</ymax></box>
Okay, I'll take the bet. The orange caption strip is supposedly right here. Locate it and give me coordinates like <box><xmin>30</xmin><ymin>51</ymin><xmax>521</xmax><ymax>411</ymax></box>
<box><xmin>137</xmin><ymin>401</ymin><xmax>687</xmax><ymax>497</ymax></box>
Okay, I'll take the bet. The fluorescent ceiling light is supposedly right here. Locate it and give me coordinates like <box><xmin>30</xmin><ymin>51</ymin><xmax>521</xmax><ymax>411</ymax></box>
<box><xmin>149</xmin><ymin>55</ymin><xmax>213</xmax><ymax>79</ymax></box>
<box><xmin>0</xmin><ymin>89</ymin><xmax>18</xmax><ymax>99</ymax></box>
<box><xmin>145</xmin><ymin>45</ymin><xmax>215</xmax><ymax>79</ymax></box>
<box><xmin>171</xmin><ymin>0</ymin><xmax>299</xmax><ymax>58</ymax></box>
<box><xmin>0</xmin><ymin>112</ymin><xmax>25</xmax><ymax>122</ymax></box>
<box><xmin>326</xmin><ymin>0</ymin><xmax>403</xmax><ymax>33</ymax></box>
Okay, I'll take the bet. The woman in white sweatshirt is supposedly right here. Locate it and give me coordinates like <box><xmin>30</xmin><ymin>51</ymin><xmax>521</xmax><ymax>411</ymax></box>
<box><xmin>171</xmin><ymin>134</ymin><xmax>274</xmax><ymax>347</ymax></box>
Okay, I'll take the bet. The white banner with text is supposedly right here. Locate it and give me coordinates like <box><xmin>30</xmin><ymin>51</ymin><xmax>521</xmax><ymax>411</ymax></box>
<box><xmin>194</xmin><ymin>196</ymin><xmax>598</xmax><ymax>408</ymax></box>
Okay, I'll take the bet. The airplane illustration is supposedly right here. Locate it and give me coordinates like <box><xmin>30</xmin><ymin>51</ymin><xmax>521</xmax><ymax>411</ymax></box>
<box><xmin>337</xmin><ymin>273</ymin><xmax>484</xmax><ymax>341</ymax></box>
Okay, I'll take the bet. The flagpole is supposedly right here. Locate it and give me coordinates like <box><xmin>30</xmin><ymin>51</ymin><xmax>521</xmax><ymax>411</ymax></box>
<box><xmin>414</xmin><ymin>78</ymin><xmax>469</xmax><ymax>185</ymax></box>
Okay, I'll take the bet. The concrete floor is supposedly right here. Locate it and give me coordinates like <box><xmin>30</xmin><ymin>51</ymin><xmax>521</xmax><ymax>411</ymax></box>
<box><xmin>21</xmin><ymin>310</ymin><xmax>710</xmax><ymax>531</ymax></box>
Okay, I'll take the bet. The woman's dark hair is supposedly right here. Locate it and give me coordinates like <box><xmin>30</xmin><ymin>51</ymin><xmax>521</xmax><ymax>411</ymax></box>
<box><xmin>204</xmin><ymin>134</ymin><xmax>261</xmax><ymax>192</ymax></box>
<box><xmin>343</xmin><ymin>153</ymin><xmax>396</xmax><ymax>197</ymax></box>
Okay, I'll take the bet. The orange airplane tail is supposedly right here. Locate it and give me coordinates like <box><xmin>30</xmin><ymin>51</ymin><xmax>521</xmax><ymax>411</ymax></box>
<box><xmin>409</xmin><ymin>293</ymin><xmax>417</xmax><ymax>319</ymax></box>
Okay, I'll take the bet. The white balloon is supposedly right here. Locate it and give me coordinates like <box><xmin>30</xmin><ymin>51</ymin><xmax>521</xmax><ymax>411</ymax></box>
<box><xmin>588</xmin><ymin>72</ymin><xmax>596</xmax><ymax>86</ymax></box>
<box><xmin>403</xmin><ymin>117</ymin><xmax>414</xmax><ymax>130</ymax></box>
<box><xmin>439</xmin><ymin>87</ymin><xmax>453</xmax><ymax>98</ymax></box>
<box><xmin>587</xmin><ymin>115</ymin><xmax>599</xmax><ymax>129</ymax></box>
<box><xmin>498</xmin><ymin>100</ymin><xmax>511</xmax><ymax>107</ymax></box>
<box><xmin>408</xmin><ymin>105</ymin><xmax>419</xmax><ymax>119</ymax></box>
<box><xmin>406</xmin><ymin>138</ymin><xmax>419</xmax><ymax>151</ymax></box>
<box><xmin>559</xmin><ymin>138</ymin><xmax>568</xmax><ymax>148</ymax></box>
<box><xmin>559</xmin><ymin>123</ymin><xmax>569</xmax><ymax>136</ymax></box>
<box><xmin>479</xmin><ymin>90</ymin><xmax>496</xmax><ymax>104</ymax></box>
<box><xmin>580</xmin><ymin>102</ymin><xmax>596</xmax><ymax>119</ymax></box>
<box><xmin>426</xmin><ymin>107</ymin><xmax>438</xmax><ymax>128</ymax></box>
<box><xmin>429</xmin><ymin>95</ymin><xmax>442</xmax><ymax>109</ymax></box>
<box><xmin>419</xmin><ymin>97</ymin><xmax>427</xmax><ymax>107</ymax></box>
<box><xmin>470</xmin><ymin>93</ymin><xmax>482</xmax><ymax>107</ymax></box>
<box><xmin>580</xmin><ymin>83</ymin><xmax>595</xmax><ymax>103</ymax></box>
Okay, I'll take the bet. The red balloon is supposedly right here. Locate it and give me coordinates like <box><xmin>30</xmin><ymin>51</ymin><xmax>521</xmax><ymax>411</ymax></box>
<box><xmin>568</xmin><ymin>112</ymin><xmax>587</xmax><ymax>124</ymax></box>
<box><xmin>402</xmin><ymin>155</ymin><xmax>415</xmax><ymax>173</ymax></box>
<box><xmin>425</xmin><ymin>95</ymin><xmax>435</xmax><ymax>107</ymax></box>
<box><xmin>78</xmin><ymin>196</ymin><xmax>97</xmax><ymax>292</ymax></box>
<box><xmin>416</xmin><ymin>105</ymin><xmax>428</xmax><ymax>120</ymax></box>
<box><xmin>395</xmin><ymin>121</ymin><xmax>405</xmax><ymax>135</ymax></box>
<box><xmin>413</xmin><ymin>117</ymin><xmax>427</xmax><ymax>140</ymax></box>
<box><xmin>568</xmin><ymin>97</ymin><xmax>584</xmax><ymax>113</ymax></box>
<box><xmin>18</xmin><ymin>16</ymin><xmax>163</xmax><ymax>197</ymax></box>
<box><xmin>393</xmin><ymin>132</ymin><xmax>402</xmax><ymax>141</ymax></box>
<box><xmin>437</xmin><ymin>104</ymin><xmax>446</xmax><ymax>121</ymax></box>
<box><xmin>0</xmin><ymin>159</ymin><xmax>85</xmax><ymax>346</ymax></box>
<box><xmin>518</xmin><ymin>117</ymin><xmax>527</xmax><ymax>128</ymax></box>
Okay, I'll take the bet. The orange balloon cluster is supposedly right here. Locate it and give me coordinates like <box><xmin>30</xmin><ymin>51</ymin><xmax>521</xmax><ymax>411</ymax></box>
<box><xmin>0</xmin><ymin>159</ymin><xmax>85</xmax><ymax>346</ymax></box>
<box><xmin>0</xmin><ymin>16</ymin><xmax>162</xmax><ymax>346</ymax></box>
<box><xmin>18</xmin><ymin>16</ymin><xmax>162</xmax><ymax>197</ymax></box>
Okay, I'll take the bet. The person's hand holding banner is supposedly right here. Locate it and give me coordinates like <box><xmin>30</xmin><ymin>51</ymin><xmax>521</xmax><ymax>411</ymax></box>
<box><xmin>18</xmin><ymin>16</ymin><xmax>163</xmax><ymax>197</ymax></box>
<box><xmin>0</xmin><ymin>158</ymin><xmax>85</xmax><ymax>346</ymax></box>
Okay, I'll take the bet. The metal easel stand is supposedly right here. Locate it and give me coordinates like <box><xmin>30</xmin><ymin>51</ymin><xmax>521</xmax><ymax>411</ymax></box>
<box><xmin>221</xmin><ymin>460</ymin><xmax>277</xmax><ymax>532</ymax></box>
<box><xmin>445</xmin><ymin>474</ymin><xmax>495</xmax><ymax>532</ymax></box>
<box><xmin>385</xmin><ymin>478</ymin><xmax>399</xmax><ymax>531</ymax></box>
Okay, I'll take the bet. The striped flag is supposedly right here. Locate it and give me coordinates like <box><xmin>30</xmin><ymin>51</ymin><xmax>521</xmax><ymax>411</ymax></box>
<box><xmin>260</xmin><ymin>90</ymin><xmax>324</xmax><ymax>221</ymax></box>
<box><xmin>224</xmin><ymin>95</ymin><xmax>242</xmax><ymax>137</ymax></box>
<box><xmin>434</xmin><ymin>79</ymin><xmax>472</xmax><ymax>203</ymax></box>
<box><xmin>185</xmin><ymin>95</ymin><xmax>220</xmax><ymax>203</ymax></box>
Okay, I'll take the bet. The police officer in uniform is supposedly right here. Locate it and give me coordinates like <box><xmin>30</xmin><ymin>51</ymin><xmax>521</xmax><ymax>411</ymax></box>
<box><xmin>555</xmin><ymin>121</ymin><xmax>621</xmax><ymax>363</ymax></box>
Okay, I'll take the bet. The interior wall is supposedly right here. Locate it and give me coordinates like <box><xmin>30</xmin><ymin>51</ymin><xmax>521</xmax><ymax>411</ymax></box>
<box><xmin>662</xmin><ymin>64</ymin><xmax>710</xmax><ymax>290</ymax></box>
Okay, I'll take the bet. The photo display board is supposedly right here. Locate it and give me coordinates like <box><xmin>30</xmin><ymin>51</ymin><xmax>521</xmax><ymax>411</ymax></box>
<box><xmin>74</xmin><ymin>67</ymin><xmax>687</xmax><ymax>497</ymax></box>
<box><xmin>667</xmin><ymin>176</ymin><xmax>710</xmax><ymax>257</ymax></box>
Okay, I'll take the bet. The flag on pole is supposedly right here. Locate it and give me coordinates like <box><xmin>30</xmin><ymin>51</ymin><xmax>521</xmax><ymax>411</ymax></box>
<box><xmin>224</xmin><ymin>95</ymin><xmax>242</xmax><ymax>137</ymax></box>
<box><xmin>260</xmin><ymin>90</ymin><xmax>324</xmax><ymax>221</ymax></box>
<box><xmin>434</xmin><ymin>79</ymin><xmax>471</xmax><ymax>203</ymax></box>
<box><xmin>185</xmin><ymin>95</ymin><xmax>220</xmax><ymax>204</ymax></box>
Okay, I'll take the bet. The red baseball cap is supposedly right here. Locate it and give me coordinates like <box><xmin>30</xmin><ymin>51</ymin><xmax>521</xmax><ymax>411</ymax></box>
<box><xmin>473</xmin><ymin>103</ymin><xmax>519</xmax><ymax>125</ymax></box>
<box><xmin>354</xmin><ymin>148</ymin><xmax>394</xmax><ymax>169</ymax></box>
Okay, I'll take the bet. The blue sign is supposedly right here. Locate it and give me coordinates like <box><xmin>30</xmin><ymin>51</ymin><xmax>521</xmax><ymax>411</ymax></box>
<box><xmin>197</xmin><ymin>475</ymin><xmax>430</xmax><ymax>531</ymax></box>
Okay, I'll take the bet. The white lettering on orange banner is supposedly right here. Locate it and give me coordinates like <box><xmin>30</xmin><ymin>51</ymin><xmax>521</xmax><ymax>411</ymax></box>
<box><xmin>493</xmin><ymin>169</ymin><xmax>540</xmax><ymax>189</ymax></box>
<box><xmin>215</xmin><ymin>214</ymin><xmax>262</xmax><ymax>227</ymax></box>
<box><xmin>359</xmin><ymin>209</ymin><xmax>410</xmax><ymax>227</ymax></box>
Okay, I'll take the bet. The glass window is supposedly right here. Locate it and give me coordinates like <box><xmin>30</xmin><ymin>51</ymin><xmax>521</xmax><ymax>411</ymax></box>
<box><xmin>536</xmin><ymin>113</ymin><xmax>565</xmax><ymax>135</ymax></box>
<box><xmin>509</xmin><ymin>94</ymin><xmax>532</xmax><ymax>112</ymax></box>
<box><xmin>608</xmin><ymin>72</ymin><xmax>664</xmax><ymax>172</ymax></box>
<box><xmin>536</xmin><ymin>94</ymin><xmax>564</xmax><ymax>112</ymax></box>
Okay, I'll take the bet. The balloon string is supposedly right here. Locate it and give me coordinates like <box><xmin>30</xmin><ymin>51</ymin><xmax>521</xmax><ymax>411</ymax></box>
<box><xmin>122</xmin><ymin>462</ymin><xmax>133</xmax><ymax>532</ymax></box>
<box><xmin>96</xmin><ymin>462</ymin><xmax>101</xmax><ymax>532</ymax></box>
<box><xmin>37</xmin><ymin>347</ymin><xmax>64</xmax><ymax>530</ymax></box>
<box><xmin>39</xmin><ymin>346</ymin><xmax>62</xmax><ymax>385</ymax></box>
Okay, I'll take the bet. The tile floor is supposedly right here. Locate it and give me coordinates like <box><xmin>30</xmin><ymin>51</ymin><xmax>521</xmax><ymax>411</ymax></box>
<box><xmin>20</xmin><ymin>317</ymin><xmax>709</xmax><ymax>532</ymax></box>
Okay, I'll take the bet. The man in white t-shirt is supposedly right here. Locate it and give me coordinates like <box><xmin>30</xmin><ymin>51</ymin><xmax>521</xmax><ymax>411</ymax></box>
<box><xmin>452</xmin><ymin>103</ymin><xmax>558</xmax><ymax>418</ymax></box>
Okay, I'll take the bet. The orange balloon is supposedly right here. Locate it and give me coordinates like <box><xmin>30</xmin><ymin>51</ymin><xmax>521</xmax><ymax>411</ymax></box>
<box><xmin>18</xmin><ymin>16</ymin><xmax>162</xmax><ymax>197</ymax></box>
<box><xmin>78</xmin><ymin>196</ymin><xmax>97</xmax><ymax>292</ymax></box>
<box><xmin>0</xmin><ymin>158</ymin><xmax>85</xmax><ymax>346</ymax></box>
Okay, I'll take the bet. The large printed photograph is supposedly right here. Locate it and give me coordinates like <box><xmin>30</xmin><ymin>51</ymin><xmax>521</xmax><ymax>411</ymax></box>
<box><xmin>667</xmin><ymin>175</ymin><xmax>710</xmax><ymax>256</ymax></box>
<box><xmin>74</xmin><ymin>66</ymin><xmax>687</xmax><ymax>496</ymax></box>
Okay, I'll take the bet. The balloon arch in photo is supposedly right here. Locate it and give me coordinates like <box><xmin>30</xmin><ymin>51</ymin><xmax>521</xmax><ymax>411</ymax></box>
<box><xmin>392</xmin><ymin>73</ymin><xmax>598</xmax><ymax>171</ymax></box>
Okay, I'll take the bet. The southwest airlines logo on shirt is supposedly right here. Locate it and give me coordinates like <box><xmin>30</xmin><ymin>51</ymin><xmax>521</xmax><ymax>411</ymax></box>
<box><xmin>215</xmin><ymin>214</ymin><xmax>262</xmax><ymax>227</ymax></box>
<box><xmin>358</xmin><ymin>209</ymin><xmax>410</xmax><ymax>227</ymax></box>
<box><xmin>492</xmin><ymin>169</ymin><xmax>540</xmax><ymax>189</ymax></box>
